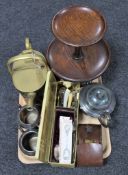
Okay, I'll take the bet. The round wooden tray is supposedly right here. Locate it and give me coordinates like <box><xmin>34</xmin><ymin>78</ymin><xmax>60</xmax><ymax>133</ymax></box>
<box><xmin>47</xmin><ymin>39</ymin><xmax>110</xmax><ymax>82</ymax></box>
<box><xmin>52</xmin><ymin>6</ymin><xmax>106</xmax><ymax>46</ymax></box>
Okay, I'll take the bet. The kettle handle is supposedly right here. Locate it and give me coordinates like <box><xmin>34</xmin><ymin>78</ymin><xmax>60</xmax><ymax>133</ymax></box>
<box><xmin>98</xmin><ymin>114</ymin><xmax>111</xmax><ymax>128</ymax></box>
<box><xmin>7</xmin><ymin>37</ymin><xmax>33</xmax><ymax>74</ymax></box>
<box><xmin>25</xmin><ymin>37</ymin><xmax>32</xmax><ymax>50</ymax></box>
<box><xmin>7</xmin><ymin>37</ymin><xmax>40</xmax><ymax>75</ymax></box>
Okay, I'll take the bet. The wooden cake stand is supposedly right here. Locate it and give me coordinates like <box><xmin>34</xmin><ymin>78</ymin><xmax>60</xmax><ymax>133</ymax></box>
<box><xmin>47</xmin><ymin>6</ymin><xmax>110</xmax><ymax>82</ymax></box>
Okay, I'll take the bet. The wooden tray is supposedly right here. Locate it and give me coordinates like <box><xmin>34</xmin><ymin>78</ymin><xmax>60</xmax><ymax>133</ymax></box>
<box><xmin>18</xmin><ymin>77</ymin><xmax>111</xmax><ymax>164</ymax></box>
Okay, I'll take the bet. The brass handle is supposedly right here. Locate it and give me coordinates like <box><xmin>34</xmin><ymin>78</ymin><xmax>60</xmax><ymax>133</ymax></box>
<box><xmin>7</xmin><ymin>37</ymin><xmax>32</xmax><ymax>74</ymax></box>
<box><xmin>25</xmin><ymin>37</ymin><xmax>32</xmax><ymax>50</ymax></box>
<box><xmin>7</xmin><ymin>36</ymin><xmax>48</xmax><ymax>76</ymax></box>
<box><xmin>7</xmin><ymin>37</ymin><xmax>41</xmax><ymax>75</ymax></box>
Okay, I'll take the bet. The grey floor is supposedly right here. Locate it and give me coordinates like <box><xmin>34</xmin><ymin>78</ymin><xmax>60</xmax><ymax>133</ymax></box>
<box><xmin>0</xmin><ymin>0</ymin><xmax>128</xmax><ymax>174</ymax></box>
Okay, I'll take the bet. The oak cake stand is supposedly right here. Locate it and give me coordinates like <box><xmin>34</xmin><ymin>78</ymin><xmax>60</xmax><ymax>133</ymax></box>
<box><xmin>47</xmin><ymin>6</ymin><xmax>110</xmax><ymax>82</ymax></box>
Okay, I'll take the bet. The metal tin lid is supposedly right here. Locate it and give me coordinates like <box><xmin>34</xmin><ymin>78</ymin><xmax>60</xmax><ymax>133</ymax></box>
<box><xmin>7</xmin><ymin>38</ymin><xmax>48</xmax><ymax>92</ymax></box>
<box><xmin>80</xmin><ymin>84</ymin><xmax>116</xmax><ymax>118</ymax></box>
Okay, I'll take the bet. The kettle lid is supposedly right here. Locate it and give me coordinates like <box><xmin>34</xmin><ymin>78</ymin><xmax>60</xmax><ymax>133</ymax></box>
<box><xmin>80</xmin><ymin>84</ymin><xmax>116</xmax><ymax>117</ymax></box>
